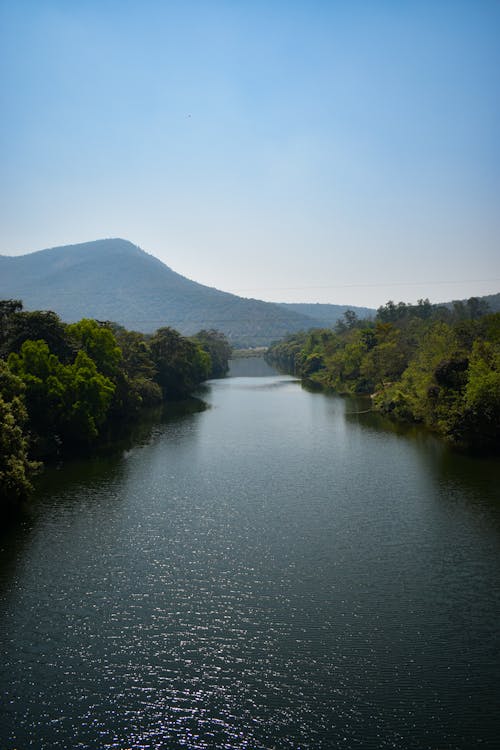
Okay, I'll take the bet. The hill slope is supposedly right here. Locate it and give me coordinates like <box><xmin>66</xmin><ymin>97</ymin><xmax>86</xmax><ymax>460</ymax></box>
<box><xmin>279</xmin><ymin>302</ymin><xmax>375</xmax><ymax>326</ymax></box>
<box><xmin>0</xmin><ymin>239</ymin><xmax>325</xmax><ymax>347</ymax></box>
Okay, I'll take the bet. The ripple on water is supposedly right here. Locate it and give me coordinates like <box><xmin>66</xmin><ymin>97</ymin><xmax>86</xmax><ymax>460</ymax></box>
<box><xmin>1</xmin><ymin>369</ymin><xmax>500</xmax><ymax>749</ymax></box>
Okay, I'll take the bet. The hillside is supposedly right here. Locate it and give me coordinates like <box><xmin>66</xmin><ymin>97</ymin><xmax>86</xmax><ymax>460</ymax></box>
<box><xmin>0</xmin><ymin>239</ymin><xmax>325</xmax><ymax>347</ymax></box>
<box><xmin>279</xmin><ymin>302</ymin><xmax>375</xmax><ymax>326</ymax></box>
<box><xmin>3</xmin><ymin>239</ymin><xmax>494</xmax><ymax>346</ymax></box>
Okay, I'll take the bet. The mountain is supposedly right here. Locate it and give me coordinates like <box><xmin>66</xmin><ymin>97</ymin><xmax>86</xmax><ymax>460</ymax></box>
<box><xmin>0</xmin><ymin>238</ymin><xmax>340</xmax><ymax>347</ymax></box>
<box><xmin>279</xmin><ymin>302</ymin><xmax>375</xmax><ymax>326</ymax></box>
<box><xmin>2</xmin><ymin>239</ymin><xmax>496</xmax><ymax>346</ymax></box>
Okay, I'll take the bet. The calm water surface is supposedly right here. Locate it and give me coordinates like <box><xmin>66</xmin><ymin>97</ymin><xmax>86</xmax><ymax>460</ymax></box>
<box><xmin>1</xmin><ymin>359</ymin><xmax>500</xmax><ymax>749</ymax></box>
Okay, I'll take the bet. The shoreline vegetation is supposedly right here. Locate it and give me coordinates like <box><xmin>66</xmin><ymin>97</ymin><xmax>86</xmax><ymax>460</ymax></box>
<box><xmin>0</xmin><ymin>299</ymin><xmax>231</xmax><ymax>516</ymax></box>
<box><xmin>266</xmin><ymin>297</ymin><xmax>500</xmax><ymax>455</ymax></box>
<box><xmin>2</xmin><ymin>294</ymin><xmax>499</xmax><ymax>517</ymax></box>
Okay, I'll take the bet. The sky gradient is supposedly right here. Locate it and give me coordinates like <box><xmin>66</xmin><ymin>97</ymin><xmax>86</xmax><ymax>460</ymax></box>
<box><xmin>1</xmin><ymin>0</ymin><xmax>499</xmax><ymax>308</ymax></box>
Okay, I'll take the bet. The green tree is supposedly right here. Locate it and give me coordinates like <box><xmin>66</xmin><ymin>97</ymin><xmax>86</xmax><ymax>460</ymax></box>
<box><xmin>335</xmin><ymin>309</ymin><xmax>359</xmax><ymax>332</ymax></box>
<box><xmin>458</xmin><ymin>340</ymin><xmax>500</xmax><ymax>448</ymax></box>
<box><xmin>1</xmin><ymin>306</ymin><xmax>72</xmax><ymax>362</ymax></box>
<box><xmin>265</xmin><ymin>331</ymin><xmax>309</xmax><ymax>374</ymax></box>
<box><xmin>302</xmin><ymin>352</ymin><xmax>325</xmax><ymax>377</ymax></box>
<box><xmin>8</xmin><ymin>339</ymin><xmax>116</xmax><ymax>450</ymax></box>
<box><xmin>191</xmin><ymin>329</ymin><xmax>232</xmax><ymax>378</ymax></box>
<box><xmin>56</xmin><ymin>350</ymin><xmax>116</xmax><ymax>441</ymax></box>
<box><xmin>150</xmin><ymin>327</ymin><xmax>210</xmax><ymax>398</ymax></box>
<box><xmin>67</xmin><ymin>319</ymin><xmax>122</xmax><ymax>378</ymax></box>
<box><xmin>374</xmin><ymin>322</ymin><xmax>464</xmax><ymax>429</ymax></box>
<box><xmin>360</xmin><ymin>323</ymin><xmax>408</xmax><ymax>389</ymax></box>
<box><xmin>0</xmin><ymin>360</ymin><xmax>39</xmax><ymax>512</ymax></box>
<box><xmin>114</xmin><ymin>329</ymin><xmax>157</xmax><ymax>380</ymax></box>
<box><xmin>112</xmin><ymin>328</ymin><xmax>162</xmax><ymax>410</ymax></box>
<box><xmin>0</xmin><ymin>299</ymin><xmax>23</xmax><ymax>353</ymax></box>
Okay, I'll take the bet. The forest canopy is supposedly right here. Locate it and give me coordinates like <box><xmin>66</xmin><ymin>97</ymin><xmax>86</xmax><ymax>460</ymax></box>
<box><xmin>0</xmin><ymin>301</ymin><xmax>231</xmax><ymax>513</ymax></box>
<box><xmin>266</xmin><ymin>298</ymin><xmax>500</xmax><ymax>453</ymax></box>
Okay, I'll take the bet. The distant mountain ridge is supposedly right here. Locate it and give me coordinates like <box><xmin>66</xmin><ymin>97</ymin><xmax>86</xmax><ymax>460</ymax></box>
<box><xmin>0</xmin><ymin>238</ymin><xmax>371</xmax><ymax>347</ymax></box>
<box><xmin>2</xmin><ymin>239</ymin><xmax>496</xmax><ymax>346</ymax></box>
<box><xmin>279</xmin><ymin>302</ymin><xmax>374</xmax><ymax>326</ymax></box>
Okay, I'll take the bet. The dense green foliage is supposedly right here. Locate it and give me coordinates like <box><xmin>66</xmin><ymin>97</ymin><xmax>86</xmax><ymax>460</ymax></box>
<box><xmin>190</xmin><ymin>329</ymin><xmax>233</xmax><ymax>378</ymax></box>
<box><xmin>0</xmin><ymin>301</ymin><xmax>231</xmax><ymax>511</ymax></box>
<box><xmin>267</xmin><ymin>300</ymin><xmax>500</xmax><ymax>452</ymax></box>
<box><xmin>0</xmin><ymin>361</ymin><xmax>40</xmax><ymax>513</ymax></box>
<box><xmin>150</xmin><ymin>327</ymin><xmax>211</xmax><ymax>398</ymax></box>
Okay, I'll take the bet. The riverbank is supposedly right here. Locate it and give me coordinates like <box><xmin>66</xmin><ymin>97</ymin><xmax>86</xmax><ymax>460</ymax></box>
<box><xmin>266</xmin><ymin>308</ymin><xmax>500</xmax><ymax>454</ymax></box>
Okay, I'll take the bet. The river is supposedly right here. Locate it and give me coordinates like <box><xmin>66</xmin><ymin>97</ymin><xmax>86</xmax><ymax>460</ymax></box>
<box><xmin>1</xmin><ymin>358</ymin><xmax>499</xmax><ymax>749</ymax></box>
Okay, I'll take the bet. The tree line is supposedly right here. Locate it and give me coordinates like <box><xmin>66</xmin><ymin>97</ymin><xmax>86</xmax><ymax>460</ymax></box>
<box><xmin>266</xmin><ymin>298</ymin><xmax>500</xmax><ymax>453</ymax></box>
<box><xmin>0</xmin><ymin>300</ymin><xmax>231</xmax><ymax>514</ymax></box>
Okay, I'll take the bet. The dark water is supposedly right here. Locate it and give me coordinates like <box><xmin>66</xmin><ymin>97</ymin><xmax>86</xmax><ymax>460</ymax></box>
<box><xmin>1</xmin><ymin>359</ymin><xmax>500</xmax><ymax>749</ymax></box>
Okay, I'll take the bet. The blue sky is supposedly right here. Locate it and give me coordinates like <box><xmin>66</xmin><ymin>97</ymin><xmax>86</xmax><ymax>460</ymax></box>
<box><xmin>1</xmin><ymin>0</ymin><xmax>499</xmax><ymax>307</ymax></box>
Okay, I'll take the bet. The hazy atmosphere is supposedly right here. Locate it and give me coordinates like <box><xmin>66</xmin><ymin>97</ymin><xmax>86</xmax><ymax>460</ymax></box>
<box><xmin>1</xmin><ymin>0</ymin><xmax>499</xmax><ymax>307</ymax></box>
<box><xmin>2</xmin><ymin>5</ymin><xmax>500</xmax><ymax>749</ymax></box>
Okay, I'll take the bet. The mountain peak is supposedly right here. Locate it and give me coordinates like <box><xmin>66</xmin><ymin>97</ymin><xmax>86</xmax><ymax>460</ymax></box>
<box><xmin>0</xmin><ymin>238</ymin><xmax>382</xmax><ymax>345</ymax></box>
<box><xmin>25</xmin><ymin>237</ymin><xmax>147</xmax><ymax>259</ymax></box>
<box><xmin>0</xmin><ymin>238</ymin><xmax>321</xmax><ymax>345</ymax></box>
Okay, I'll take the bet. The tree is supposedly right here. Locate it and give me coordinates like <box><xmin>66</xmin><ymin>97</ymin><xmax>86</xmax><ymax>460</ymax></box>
<box><xmin>359</xmin><ymin>323</ymin><xmax>408</xmax><ymax>389</ymax></box>
<box><xmin>302</xmin><ymin>352</ymin><xmax>325</xmax><ymax>377</ymax></box>
<box><xmin>150</xmin><ymin>327</ymin><xmax>210</xmax><ymax>398</ymax></box>
<box><xmin>8</xmin><ymin>339</ymin><xmax>116</xmax><ymax>450</ymax></box>
<box><xmin>452</xmin><ymin>297</ymin><xmax>490</xmax><ymax>322</ymax></box>
<box><xmin>0</xmin><ymin>299</ymin><xmax>23</xmax><ymax>352</ymax></box>
<box><xmin>56</xmin><ymin>350</ymin><xmax>117</xmax><ymax>441</ymax></box>
<box><xmin>110</xmin><ymin>328</ymin><xmax>162</xmax><ymax>411</ymax></box>
<box><xmin>114</xmin><ymin>329</ymin><xmax>156</xmax><ymax>381</ymax></box>
<box><xmin>415</xmin><ymin>298</ymin><xmax>433</xmax><ymax>320</ymax></box>
<box><xmin>66</xmin><ymin>319</ymin><xmax>122</xmax><ymax>378</ymax></box>
<box><xmin>191</xmin><ymin>330</ymin><xmax>232</xmax><ymax>378</ymax></box>
<box><xmin>335</xmin><ymin>309</ymin><xmax>359</xmax><ymax>332</ymax></box>
<box><xmin>0</xmin><ymin>360</ymin><xmax>39</xmax><ymax>512</ymax></box>
<box><xmin>458</xmin><ymin>340</ymin><xmax>500</xmax><ymax>448</ymax></box>
<box><xmin>0</xmin><ymin>306</ymin><xmax>73</xmax><ymax>362</ymax></box>
<box><xmin>376</xmin><ymin>300</ymin><xmax>401</xmax><ymax>323</ymax></box>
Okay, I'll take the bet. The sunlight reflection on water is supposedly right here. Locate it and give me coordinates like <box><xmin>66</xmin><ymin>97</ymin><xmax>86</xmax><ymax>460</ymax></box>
<box><xmin>1</xmin><ymin>361</ymin><xmax>500</xmax><ymax>749</ymax></box>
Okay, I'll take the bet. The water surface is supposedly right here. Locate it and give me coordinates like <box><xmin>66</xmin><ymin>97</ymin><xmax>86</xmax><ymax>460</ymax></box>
<box><xmin>1</xmin><ymin>359</ymin><xmax>499</xmax><ymax>749</ymax></box>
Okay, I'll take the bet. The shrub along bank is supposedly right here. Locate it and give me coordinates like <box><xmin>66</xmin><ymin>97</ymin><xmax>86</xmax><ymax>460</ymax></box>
<box><xmin>266</xmin><ymin>298</ymin><xmax>500</xmax><ymax>453</ymax></box>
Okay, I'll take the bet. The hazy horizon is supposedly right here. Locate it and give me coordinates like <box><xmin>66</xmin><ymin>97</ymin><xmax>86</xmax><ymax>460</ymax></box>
<box><xmin>1</xmin><ymin>235</ymin><xmax>498</xmax><ymax>312</ymax></box>
<box><xmin>1</xmin><ymin>1</ymin><xmax>499</xmax><ymax>308</ymax></box>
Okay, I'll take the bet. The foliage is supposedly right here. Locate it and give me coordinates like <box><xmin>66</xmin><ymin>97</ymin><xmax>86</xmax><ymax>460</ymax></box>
<box><xmin>190</xmin><ymin>329</ymin><xmax>232</xmax><ymax>378</ymax></box>
<box><xmin>150</xmin><ymin>327</ymin><xmax>210</xmax><ymax>398</ymax></box>
<box><xmin>67</xmin><ymin>318</ymin><xmax>122</xmax><ymax>378</ymax></box>
<box><xmin>264</xmin><ymin>331</ymin><xmax>309</xmax><ymax>375</ymax></box>
<box><xmin>8</xmin><ymin>340</ymin><xmax>116</xmax><ymax>447</ymax></box>
<box><xmin>459</xmin><ymin>340</ymin><xmax>500</xmax><ymax>448</ymax></box>
<box><xmin>0</xmin><ymin>300</ymin><xmax>226</xmax><ymax>509</ymax></box>
<box><xmin>110</xmin><ymin>325</ymin><xmax>162</xmax><ymax>409</ymax></box>
<box><xmin>0</xmin><ymin>361</ymin><xmax>39</xmax><ymax>510</ymax></box>
<box><xmin>1</xmin><ymin>304</ymin><xmax>73</xmax><ymax>362</ymax></box>
<box><xmin>267</xmin><ymin>302</ymin><xmax>500</xmax><ymax>453</ymax></box>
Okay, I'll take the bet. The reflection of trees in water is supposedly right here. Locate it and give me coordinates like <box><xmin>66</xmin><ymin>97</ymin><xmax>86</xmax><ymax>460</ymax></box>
<box><xmin>35</xmin><ymin>398</ymin><xmax>207</xmax><ymax>494</ymax></box>
<box><xmin>341</xmin><ymin>392</ymin><xmax>500</xmax><ymax>531</ymax></box>
<box><xmin>432</xmin><ymin>448</ymin><xmax>500</xmax><ymax>523</ymax></box>
<box><xmin>0</xmin><ymin>397</ymin><xmax>208</xmax><ymax>602</ymax></box>
<box><xmin>228</xmin><ymin>356</ymin><xmax>278</xmax><ymax>378</ymax></box>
